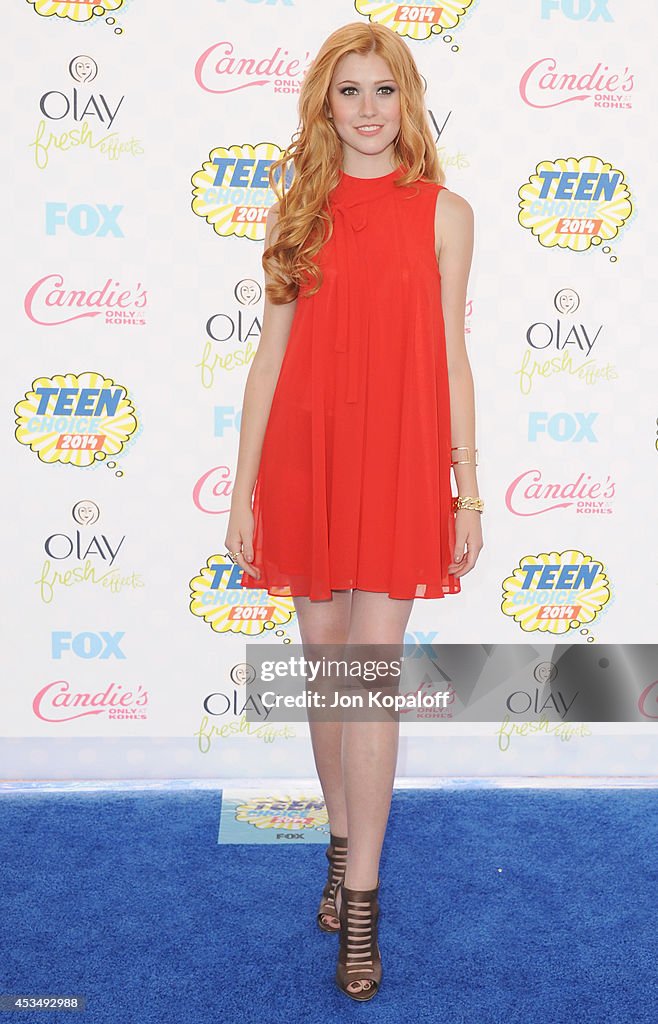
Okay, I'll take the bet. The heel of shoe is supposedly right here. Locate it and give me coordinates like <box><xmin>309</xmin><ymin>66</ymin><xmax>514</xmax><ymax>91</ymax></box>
<box><xmin>316</xmin><ymin>833</ymin><xmax>348</xmax><ymax>933</ymax></box>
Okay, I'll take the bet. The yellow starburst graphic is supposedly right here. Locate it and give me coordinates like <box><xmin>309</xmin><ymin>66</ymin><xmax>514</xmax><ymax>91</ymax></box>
<box><xmin>26</xmin><ymin>0</ymin><xmax>124</xmax><ymax>22</ymax></box>
<box><xmin>191</xmin><ymin>143</ymin><xmax>286</xmax><ymax>240</ymax></box>
<box><xmin>14</xmin><ymin>372</ymin><xmax>138</xmax><ymax>467</ymax></box>
<box><xmin>355</xmin><ymin>0</ymin><xmax>475</xmax><ymax>40</ymax></box>
<box><xmin>518</xmin><ymin>155</ymin><xmax>632</xmax><ymax>252</ymax></box>
<box><xmin>235</xmin><ymin>795</ymin><xmax>327</xmax><ymax>830</ymax></box>
<box><xmin>501</xmin><ymin>550</ymin><xmax>610</xmax><ymax>635</ymax></box>
<box><xmin>190</xmin><ymin>554</ymin><xmax>295</xmax><ymax>636</ymax></box>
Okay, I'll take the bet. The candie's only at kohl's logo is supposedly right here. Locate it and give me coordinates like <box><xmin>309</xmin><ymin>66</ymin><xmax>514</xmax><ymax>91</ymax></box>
<box><xmin>501</xmin><ymin>551</ymin><xmax>611</xmax><ymax>636</ymax></box>
<box><xmin>26</xmin><ymin>0</ymin><xmax>126</xmax><ymax>30</ymax></box>
<box><xmin>516</xmin><ymin>288</ymin><xmax>618</xmax><ymax>396</ymax></box>
<box><xmin>356</xmin><ymin>0</ymin><xmax>476</xmax><ymax>47</ymax></box>
<box><xmin>31</xmin><ymin>55</ymin><xmax>142</xmax><ymax>170</ymax></box>
<box><xmin>520</xmin><ymin>58</ymin><xmax>633</xmax><ymax>110</ymax></box>
<box><xmin>195</xmin><ymin>41</ymin><xmax>312</xmax><ymax>95</ymax></box>
<box><xmin>192</xmin><ymin>144</ymin><xmax>289</xmax><ymax>239</ymax></box>
<box><xmin>33</xmin><ymin>681</ymin><xmax>147</xmax><ymax>725</ymax></box>
<box><xmin>15</xmin><ymin>372</ymin><xmax>140</xmax><ymax>472</ymax></box>
<box><xmin>24</xmin><ymin>274</ymin><xmax>147</xmax><ymax>326</ymax></box>
<box><xmin>518</xmin><ymin>156</ymin><xmax>632</xmax><ymax>258</ymax></box>
<box><xmin>189</xmin><ymin>555</ymin><xmax>294</xmax><ymax>637</ymax></box>
<box><xmin>505</xmin><ymin>469</ymin><xmax>615</xmax><ymax>517</ymax></box>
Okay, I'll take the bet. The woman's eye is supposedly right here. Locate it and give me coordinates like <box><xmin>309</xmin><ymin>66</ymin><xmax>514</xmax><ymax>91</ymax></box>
<box><xmin>339</xmin><ymin>86</ymin><xmax>396</xmax><ymax>96</ymax></box>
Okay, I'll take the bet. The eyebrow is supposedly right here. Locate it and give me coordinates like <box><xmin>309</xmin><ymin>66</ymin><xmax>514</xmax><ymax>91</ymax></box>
<box><xmin>335</xmin><ymin>79</ymin><xmax>396</xmax><ymax>85</ymax></box>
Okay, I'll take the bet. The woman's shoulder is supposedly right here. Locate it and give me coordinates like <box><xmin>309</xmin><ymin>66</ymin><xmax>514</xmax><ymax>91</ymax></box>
<box><xmin>433</xmin><ymin>186</ymin><xmax>474</xmax><ymax>259</ymax></box>
<box><xmin>433</xmin><ymin>186</ymin><xmax>474</xmax><ymax>223</ymax></box>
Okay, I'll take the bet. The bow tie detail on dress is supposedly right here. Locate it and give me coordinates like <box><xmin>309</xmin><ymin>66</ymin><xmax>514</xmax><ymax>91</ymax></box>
<box><xmin>329</xmin><ymin>198</ymin><xmax>370</xmax><ymax>403</ymax></box>
<box><xmin>327</xmin><ymin>170</ymin><xmax>406</xmax><ymax>404</ymax></box>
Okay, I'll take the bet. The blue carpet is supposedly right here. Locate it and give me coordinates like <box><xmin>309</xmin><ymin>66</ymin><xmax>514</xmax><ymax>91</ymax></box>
<box><xmin>1</xmin><ymin>788</ymin><xmax>656</xmax><ymax>1023</ymax></box>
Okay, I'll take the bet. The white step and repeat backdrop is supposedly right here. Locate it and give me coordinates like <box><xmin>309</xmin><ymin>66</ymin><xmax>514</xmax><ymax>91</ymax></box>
<box><xmin>2</xmin><ymin>0</ymin><xmax>657</xmax><ymax>780</ymax></box>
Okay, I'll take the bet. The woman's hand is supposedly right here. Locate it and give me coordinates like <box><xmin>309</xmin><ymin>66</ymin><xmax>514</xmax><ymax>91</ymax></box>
<box><xmin>447</xmin><ymin>509</ymin><xmax>484</xmax><ymax>577</ymax></box>
<box><xmin>224</xmin><ymin>504</ymin><xmax>261</xmax><ymax>580</ymax></box>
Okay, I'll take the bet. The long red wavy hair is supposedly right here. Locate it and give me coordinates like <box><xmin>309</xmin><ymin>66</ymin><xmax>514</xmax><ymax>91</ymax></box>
<box><xmin>264</xmin><ymin>21</ymin><xmax>445</xmax><ymax>304</ymax></box>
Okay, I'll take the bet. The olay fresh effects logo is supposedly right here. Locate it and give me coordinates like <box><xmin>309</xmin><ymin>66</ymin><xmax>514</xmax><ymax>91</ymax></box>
<box><xmin>197</xmin><ymin>666</ymin><xmax>297</xmax><ymax>751</ymax></box>
<box><xmin>520</xmin><ymin>58</ymin><xmax>633</xmax><ymax>109</ymax></box>
<box><xmin>26</xmin><ymin>1</ymin><xmax>126</xmax><ymax>30</ymax></box>
<box><xmin>501</xmin><ymin>551</ymin><xmax>611</xmax><ymax>635</ymax></box>
<box><xmin>505</xmin><ymin>470</ymin><xmax>616</xmax><ymax>517</ymax></box>
<box><xmin>192</xmin><ymin>144</ymin><xmax>290</xmax><ymax>239</ymax></box>
<box><xmin>24</xmin><ymin>274</ymin><xmax>147</xmax><ymax>326</ymax></box>
<box><xmin>196</xmin><ymin>280</ymin><xmax>262</xmax><ymax>389</ymax></box>
<box><xmin>15</xmin><ymin>372</ymin><xmax>140</xmax><ymax>471</ymax></box>
<box><xmin>31</xmin><ymin>55</ymin><xmax>142</xmax><ymax>170</ymax></box>
<box><xmin>36</xmin><ymin>500</ymin><xmax>144</xmax><ymax>605</ymax></box>
<box><xmin>518</xmin><ymin>156</ymin><xmax>633</xmax><ymax>258</ymax></box>
<box><xmin>516</xmin><ymin>289</ymin><xmax>618</xmax><ymax>395</ymax></box>
<box><xmin>189</xmin><ymin>555</ymin><xmax>294</xmax><ymax>636</ymax></box>
<box><xmin>195</xmin><ymin>41</ymin><xmax>312</xmax><ymax>94</ymax></box>
<box><xmin>355</xmin><ymin>0</ymin><xmax>476</xmax><ymax>46</ymax></box>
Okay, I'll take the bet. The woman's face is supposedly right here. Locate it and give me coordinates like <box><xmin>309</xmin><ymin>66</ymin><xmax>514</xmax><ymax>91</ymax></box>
<box><xmin>326</xmin><ymin>51</ymin><xmax>401</xmax><ymax>165</ymax></box>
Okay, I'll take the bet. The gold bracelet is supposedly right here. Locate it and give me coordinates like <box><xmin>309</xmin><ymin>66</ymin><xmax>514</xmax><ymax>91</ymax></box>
<box><xmin>452</xmin><ymin>496</ymin><xmax>484</xmax><ymax>513</ymax></box>
<box><xmin>451</xmin><ymin>446</ymin><xmax>479</xmax><ymax>466</ymax></box>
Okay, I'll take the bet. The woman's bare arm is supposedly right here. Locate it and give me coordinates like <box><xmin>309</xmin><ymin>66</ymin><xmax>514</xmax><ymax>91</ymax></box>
<box><xmin>435</xmin><ymin>188</ymin><xmax>479</xmax><ymax>501</ymax></box>
<box><xmin>435</xmin><ymin>188</ymin><xmax>483</xmax><ymax>575</ymax></box>
<box><xmin>231</xmin><ymin>203</ymin><xmax>298</xmax><ymax>508</ymax></box>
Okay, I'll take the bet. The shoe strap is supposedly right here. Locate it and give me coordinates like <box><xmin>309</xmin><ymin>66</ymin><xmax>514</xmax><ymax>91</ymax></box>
<box><xmin>340</xmin><ymin>880</ymin><xmax>380</xmax><ymax>901</ymax></box>
<box><xmin>338</xmin><ymin>880</ymin><xmax>381</xmax><ymax>974</ymax></box>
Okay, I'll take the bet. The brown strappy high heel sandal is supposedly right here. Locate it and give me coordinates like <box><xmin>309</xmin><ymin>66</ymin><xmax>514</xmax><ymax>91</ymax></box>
<box><xmin>335</xmin><ymin>879</ymin><xmax>383</xmax><ymax>1001</ymax></box>
<box><xmin>316</xmin><ymin>833</ymin><xmax>348</xmax><ymax>933</ymax></box>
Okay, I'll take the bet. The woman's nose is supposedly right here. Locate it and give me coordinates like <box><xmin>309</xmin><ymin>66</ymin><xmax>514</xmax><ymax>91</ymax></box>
<box><xmin>359</xmin><ymin>93</ymin><xmax>377</xmax><ymax>115</ymax></box>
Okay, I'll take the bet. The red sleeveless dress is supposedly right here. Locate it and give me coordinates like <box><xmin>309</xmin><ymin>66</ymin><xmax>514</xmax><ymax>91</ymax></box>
<box><xmin>240</xmin><ymin>164</ymin><xmax>461</xmax><ymax>601</ymax></box>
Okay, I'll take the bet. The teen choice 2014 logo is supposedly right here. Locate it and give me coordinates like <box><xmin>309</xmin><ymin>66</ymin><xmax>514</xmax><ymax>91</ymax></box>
<box><xmin>14</xmin><ymin>372</ymin><xmax>139</xmax><ymax>471</ymax></box>
<box><xmin>235</xmin><ymin>795</ymin><xmax>328</xmax><ymax>831</ymax></box>
<box><xmin>189</xmin><ymin>554</ymin><xmax>294</xmax><ymax>636</ymax></box>
<box><xmin>26</xmin><ymin>0</ymin><xmax>124</xmax><ymax>24</ymax></box>
<box><xmin>355</xmin><ymin>0</ymin><xmax>476</xmax><ymax>41</ymax></box>
<box><xmin>502</xmin><ymin>550</ymin><xmax>611</xmax><ymax>635</ymax></box>
<box><xmin>191</xmin><ymin>143</ymin><xmax>291</xmax><ymax>241</ymax></box>
<box><xmin>518</xmin><ymin>156</ymin><xmax>633</xmax><ymax>258</ymax></box>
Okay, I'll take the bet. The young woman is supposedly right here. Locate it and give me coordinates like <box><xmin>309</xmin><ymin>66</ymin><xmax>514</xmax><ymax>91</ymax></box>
<box><xmin>225</xmin><ymin>21</ymin><xmax>483</xmax><ymax>1002</ymax></box>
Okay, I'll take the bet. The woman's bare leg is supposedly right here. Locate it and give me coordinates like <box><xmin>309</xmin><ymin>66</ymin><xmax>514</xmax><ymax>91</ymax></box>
<box><xmin>292</xmin><ymin>589</ymin><xmax>352</xmax><ymax>842</ymax></box>
<box><xmin>335</xmin><ymin>589</ymin><xmax>414</xmax><ymax>995</ymax></box>
<box><xmin>293</xmin><ymin>587</ymin><xmax>414</xmax><ymax>947</ymax></box>
<box><xmin>339</xmin><ymin>590</ymin><xmax>413</xmax><ymax>888</ymax></box>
